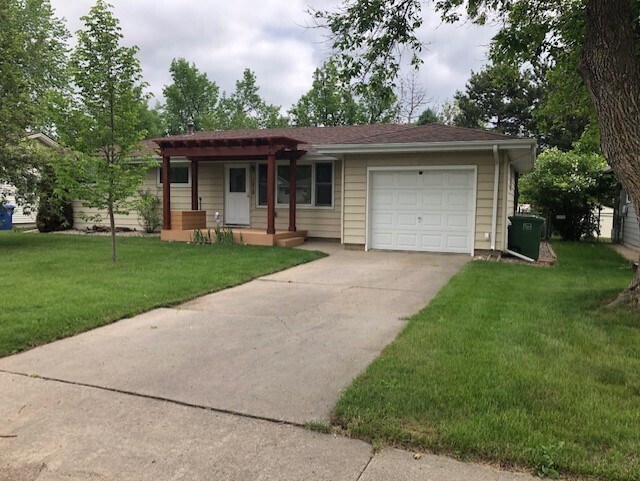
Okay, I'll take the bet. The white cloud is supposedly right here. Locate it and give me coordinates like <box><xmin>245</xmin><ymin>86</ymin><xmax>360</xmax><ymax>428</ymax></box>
<box><xmin>50</xmin><ymin>0</ymin><xmax>494</xmax><ymax>113</ymax></box>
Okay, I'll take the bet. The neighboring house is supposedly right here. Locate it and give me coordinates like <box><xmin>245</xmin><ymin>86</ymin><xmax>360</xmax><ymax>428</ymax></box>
<box><xmin>0</xmin><ymin>132</ymin><xmax>59</xmax><ymax>226</ymax></box>
<box><xmin>616</xmin><ymin>189</ymin><xmax>640</xmax><ymax>251</ymax></box>
<box><xmin>74</xmin><ymin>124</ymin><xmax>537</xmax><ymax>255</ymax></box>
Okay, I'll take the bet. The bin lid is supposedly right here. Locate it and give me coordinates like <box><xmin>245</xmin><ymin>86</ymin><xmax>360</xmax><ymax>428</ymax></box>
<box><xmin>509</xmin><ymin>214</ymin><xmax>544</xmax><ymax>222</ymax></box>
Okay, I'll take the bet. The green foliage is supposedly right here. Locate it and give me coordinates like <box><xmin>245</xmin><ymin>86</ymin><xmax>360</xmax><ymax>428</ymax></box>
<box><xmin>134</xmin><ymin>189</ymin><xmax>161</xmax><ymax>233</ymax></box>
<box><xmin>56</xmin><ymin>0</ymin><xmax>155</xmax><ymax>262</ymax></box>
<box><xmin>531</xmin><ymin>442</ymin><xmax>564</xmax><ymax>479</ymax></box>
<box><xmin>163</xmin><ymin>58</ymin><xmax>219</xmax><ymax>134</ymax></box>
<box><xmin>519</xmin><ymin>148</ymin><xmax>617</xmax><ymax>240</ymax></box>
<box><xmin>0</xmin><ymin>0</ymin><xmax>69</xmax><ymax>197</ymax></box>
<box><xmin>137</xmin><ymin>101</ymin><xmax>166</xmax><ymax>138</ymax></box>
<box><xmin>416</xmin><ymin>108</ymin><xmax>442</xmax><ymax>125</ymax></box>
<box><xmin>312</xmin><ymin>0</ymin><xmax>423</xmax><ymax>115</ymax></box>
<box><xmin>290</xmin><ymin>60</ymin><xmax>366</xmax><ymax>126</ymax></box>
<box><xmin>453</xmin><ymin>63</ymin><xmax>539</xmax><ymax>136</ymax></box>
<box><xmin>217</xmin><ymin>69</ymin><xmax>287</xmax><ymax>130</ymax></box>
<box><xmin>35</xmin><ymin>164</ymin><xmax>73</xmax><ymax>233</ymax></box>
<box><xmin>214</xmin><ymin>226</ymin><xmax>235</xmax><ymax>245</ymax></box>
<box><xmin>191</xmin><ymin>228</ymin><xmax>213</xmax><ymax>245</ymax></box>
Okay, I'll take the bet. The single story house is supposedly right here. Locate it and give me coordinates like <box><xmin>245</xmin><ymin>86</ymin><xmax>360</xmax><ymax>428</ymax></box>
<box><xmin>73</xmin><ymin>124</ymin><xmax>537</xmax><ymax>255</ymax></box>
<box><xmin>1</xmin><ymin>132</ymin><xmax>59</xmax><ymax>226</ymax></box>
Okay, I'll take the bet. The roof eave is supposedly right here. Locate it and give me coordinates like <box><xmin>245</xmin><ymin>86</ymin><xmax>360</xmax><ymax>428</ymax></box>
<box><xmin>315</xmin><ymin>139</ymin><xmax>538</xmax><ymax>172</ymax></box>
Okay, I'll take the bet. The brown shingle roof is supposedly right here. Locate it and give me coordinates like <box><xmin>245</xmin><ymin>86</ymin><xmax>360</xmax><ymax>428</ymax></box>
<box><xmin>151</xmin><ymin>123</ymin><xmax>524</xmax><ymax>150</ymax></box>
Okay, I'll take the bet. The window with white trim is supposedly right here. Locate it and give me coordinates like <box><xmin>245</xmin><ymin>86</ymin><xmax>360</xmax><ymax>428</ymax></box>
<box><xmin>158</xmin><ymin>165</ymin><xmax>190</xmax><ymax>186</ymax></box>
<box><xmin>257</xmin><ymin>161</ymin><xmax>334</xmax><ymax>208</ymax></box>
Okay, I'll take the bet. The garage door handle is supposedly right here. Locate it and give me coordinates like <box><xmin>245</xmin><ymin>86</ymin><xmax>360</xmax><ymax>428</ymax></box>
<box><xmin>417</xmin><ymin>216</ymin><xmax>422</xmax><ymax>224</ymax></box>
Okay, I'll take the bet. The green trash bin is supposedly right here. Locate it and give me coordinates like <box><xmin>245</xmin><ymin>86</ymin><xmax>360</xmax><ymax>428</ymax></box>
<box><xmin>508</xmin><ymin>215</ymin><xmax>545</xmax><ymax>260</ymax></box>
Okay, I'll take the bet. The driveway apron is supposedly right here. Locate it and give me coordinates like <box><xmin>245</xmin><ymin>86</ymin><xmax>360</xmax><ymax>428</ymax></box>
<box><xmin>0</xmin><ymin>242</ymin><xmax>469</xmax><ymax>424</ymax></box>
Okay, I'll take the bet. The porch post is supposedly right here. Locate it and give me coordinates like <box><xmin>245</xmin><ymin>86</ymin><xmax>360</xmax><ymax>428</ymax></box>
<box><xmin>190</xmin><ymin>159</ymin><xmax>199</xmax><ymax>211</ymax></box>
<box><xmin>162</xmin><ymin>155</ymin><xmax>171</xmax><ymax>230</ymax></box>
<box><xmin>288</xmin><ymin>156</ymin><xmax>297</xmax><ymax>232</ymax></box>
<box><xmin>267</xmin><ymin>152</ymin><xmax>276</xmax><ymax>234</ymax></box>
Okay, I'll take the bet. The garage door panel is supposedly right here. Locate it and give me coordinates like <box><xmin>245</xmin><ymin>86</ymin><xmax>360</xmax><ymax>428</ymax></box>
<box><xmin>398</xmin><ymin>193</ymin><xmax>418</xmax><ymax>206</ymax></box>
<box><xmin>370</xmin><ymin>169</ymin><xmax>475</xmax><ymax>254</ymax></box>
<box><xmin>447</xmin><ymin>214</ymin><xmax>471</xmax><ymax>228</ymax></box>
<box><xmin>397</xmin><ymin>213</ymin><xmax>419</xmax><ymax>226</ymax></box>
<box><xmin>422</xmin><ymin>193</ymin><xmax>444</xmax><ymax>206</ymax></box>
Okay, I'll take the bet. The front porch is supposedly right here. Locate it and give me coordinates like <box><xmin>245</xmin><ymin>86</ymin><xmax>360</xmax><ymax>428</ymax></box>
<box><xmin>155</xmin><ymin>134</ymin><xmax>307</xmax><ymax>247</ymax></box>
<box><xmin>160</xmin><ymin>210</ymin><xmax>307</xmax><ymax>246</ymax></box>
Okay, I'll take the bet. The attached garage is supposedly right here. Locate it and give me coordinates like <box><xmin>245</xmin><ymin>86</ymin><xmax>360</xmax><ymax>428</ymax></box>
<box><xmin>367</xmin><ymin>167</ymin><xmax>476</xmax><ymax>254</ymax></box>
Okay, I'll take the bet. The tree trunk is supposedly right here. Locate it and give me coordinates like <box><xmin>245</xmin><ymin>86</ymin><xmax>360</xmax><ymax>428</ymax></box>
<box><xmin>107</xmin><ymin>199</ymin><xmax>117</xmax><ymax>263</ymax></box>
<box><xmin>578</xmin><ymin>0</ymin><xmax>640</xmax><ymax>308</ymax></box>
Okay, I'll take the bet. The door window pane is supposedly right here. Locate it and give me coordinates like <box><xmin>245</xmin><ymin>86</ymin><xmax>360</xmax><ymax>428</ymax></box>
<box><xmin>229</xmin><ymin>168</ymin><xmax>246</xmax><ymax>193</ymax></box>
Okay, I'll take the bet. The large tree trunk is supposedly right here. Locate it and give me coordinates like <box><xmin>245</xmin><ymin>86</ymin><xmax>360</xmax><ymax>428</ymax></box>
<box><xmin>578</xmin><ymin>0</ymin><xmax>640</xmax><ymax>308</ymax></box>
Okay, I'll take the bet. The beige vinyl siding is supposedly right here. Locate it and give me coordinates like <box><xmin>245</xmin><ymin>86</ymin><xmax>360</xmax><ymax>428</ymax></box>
<box><xmin>342</xmin><ymin>151</ymin><xmax>510</xmax><ymax>251</ymax></box>
<box><xmin>250</xmin><ymin>158</ymin><xmax>342</xmax><ymax>239</ymax></box>
<box><xmin>72</xmin><ymin>162</ymin><xmax>224</xmax><ymax>230</ymax></box>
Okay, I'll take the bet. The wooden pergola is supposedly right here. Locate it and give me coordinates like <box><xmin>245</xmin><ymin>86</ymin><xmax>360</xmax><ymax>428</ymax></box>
<box><xmin>154</xmin><ymin>135</ymin><xmax>306</xmax><ymax>235</ymax></box>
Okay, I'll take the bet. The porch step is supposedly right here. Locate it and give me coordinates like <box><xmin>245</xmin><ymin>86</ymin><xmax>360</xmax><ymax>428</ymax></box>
<box><xmin>275</xmin><ymin>236</ymin><xmax>306</xmax><ymax>247</ymax></box>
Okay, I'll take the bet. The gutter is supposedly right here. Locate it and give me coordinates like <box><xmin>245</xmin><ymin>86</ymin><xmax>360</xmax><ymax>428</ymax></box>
<box><xmin>314</xmin><ymin>139</ymin><xmax>538</xmax><ymax>155</ymax></box>
<box><xmin>491</xmin><ymin>145</ymin><xmax>500</xmax><ymax>250</ymax></box>
<box><xmin>506</xmin><ymin>249</ymin><xmax>535</xmax><ymax>263</ymax></box>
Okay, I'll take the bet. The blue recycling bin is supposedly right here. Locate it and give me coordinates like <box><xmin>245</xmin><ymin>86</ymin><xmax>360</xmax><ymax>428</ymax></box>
<box><xmin>0</xmin><ymin>204</ymin><xmax>16</xmax><ymax>230</ymax></box>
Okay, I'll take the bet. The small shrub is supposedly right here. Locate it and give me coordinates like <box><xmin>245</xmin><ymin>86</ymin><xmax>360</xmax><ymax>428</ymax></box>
<box><xmin>36</xmin><ymin>165</ymin><xmax>73</xmax><ymax>232</ymax></box>
<box><xmin>135</xmin><ymin>189</ymin><xmax>161</xmax><ymax>233</ymax></box>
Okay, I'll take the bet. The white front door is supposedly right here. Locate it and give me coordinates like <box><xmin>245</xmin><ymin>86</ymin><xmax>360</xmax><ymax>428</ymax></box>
<box><xmin>369</xmin><ymin>168</ymin><xmax>476</xmax><ymax>254</ymax></box>
<box><xmin>225</xmin><ymin>164</ymin><xmax>250</xmax><ymax>225</ymax></box>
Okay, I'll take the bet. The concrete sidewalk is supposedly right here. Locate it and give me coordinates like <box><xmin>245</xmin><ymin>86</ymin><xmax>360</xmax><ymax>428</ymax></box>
<box><xmin>0</xmin><ymin>372</ymin><xmax>536</xmax><ymax>481</ymax></box>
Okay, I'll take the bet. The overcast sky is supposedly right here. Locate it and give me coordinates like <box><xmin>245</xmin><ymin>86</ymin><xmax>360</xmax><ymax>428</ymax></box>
<box><xmin>49</xmin><ymin>0</ymin><xmax>496</xmax><ymax>112</ymax></box>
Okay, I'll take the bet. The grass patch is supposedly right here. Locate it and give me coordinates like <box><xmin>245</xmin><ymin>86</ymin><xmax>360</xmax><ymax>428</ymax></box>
<box><xmin>332</xmin><ymin>242</ymin><xmax>640</xmax><ymax>481</ymax></box>
<box><xmin>0</xmin><ymin>232</ymin><xmax>324</xmax><ymax>356</ymax></box>
<box><xmin>304</xmin><ymin>420</ymin><xmax>331</xmax><ymax>434</ymax></box>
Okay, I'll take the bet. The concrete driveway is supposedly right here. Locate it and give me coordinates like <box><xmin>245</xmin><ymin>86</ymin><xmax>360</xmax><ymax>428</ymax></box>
<box><xmin>0</xmin><ymin>242</ymin><xmax>469</xmax><ymax>424</ymax></box>
<box><xmin>0</xmin><ymin>243</ymin><xmax>541</xmax><ymax>481</ymax></box>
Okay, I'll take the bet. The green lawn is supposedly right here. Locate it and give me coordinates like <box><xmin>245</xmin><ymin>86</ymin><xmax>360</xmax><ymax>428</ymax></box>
<box><xmin>332</xmin><ymin>243</ymin><xmax>640</xmax><ymax>481</ymax></box>
<box><xmin>0</xmin><ymin>232</ymin><xmax>324</xmax><ymax>357</ymax></box>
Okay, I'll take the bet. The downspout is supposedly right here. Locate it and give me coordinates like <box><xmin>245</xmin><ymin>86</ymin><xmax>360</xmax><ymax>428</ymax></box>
<box><xmin>340</xmin><ymin>155</ymin><xmax>346</xmax><ymax>244</ymax></box>
<box><xmin>503</xmin><ymin>158</ymin><xmax>516</xmax><ymax>251</ymax></box>
<box><xmin>491</xmin><ymin>145</ymin><xmax>500</xmax><ymax>250</ymax></box>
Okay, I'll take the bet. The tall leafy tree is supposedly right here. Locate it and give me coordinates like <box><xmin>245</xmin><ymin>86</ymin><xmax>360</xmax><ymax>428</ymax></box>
<box><xmin>315</xmin><ymin>0</ymin><xmax>640</xmax><ymax>307</ymax></box>
<box><xmin>56</xmin><ymin>0</ymin><xmax>154</xmax><ymax>262</ymax></box>
<box><xmin>217</xmin><ymin>69</ymin><xmax>287</xmax><ymax>130</ymax></box>
<box><xmin>0</xmin><ymin>0</ymin><xmax>69</xmax><ymax>205</ymax></box>
<box><xmin>163</xmin><ymin>58</ymin><xmax>219</xmax><ymax>134</ymax></box>
<box><xmin>453</xmin><ymin>63</ymin><xmax>539</xmax><ymax>136</ymax></box>
<box><xmin>290</xmin><ymin>60</ymin><xmax>365</xmax><ymax>126</ymax></box>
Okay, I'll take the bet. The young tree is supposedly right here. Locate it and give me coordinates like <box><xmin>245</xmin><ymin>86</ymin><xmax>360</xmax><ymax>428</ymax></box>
<box><xmin>57</xmin><ymin>0</ymin><xmax>154</xmax><ymax>262</ymax></box>
<box><xmin>315</xmin><ymin>0</ymin><xmax>640</xmax><ymax>307</ymax></box>
<box><xmin>217</xmin><ymin>69</ymin><xmax>288</xmax><ymax>130</ymax></box>
<box><xmin>0</xmin><ymin>0</ymin><xmax>69</xmax><ymax>206</ymax></box>
<box><xmin>163</xmin><ymin>58</ymin><xmax>219</xmax><ymax>134</ymax></box>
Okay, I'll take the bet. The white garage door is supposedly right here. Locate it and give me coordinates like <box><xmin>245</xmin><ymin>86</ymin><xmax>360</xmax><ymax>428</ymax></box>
<box><xmin>369</xmin><ymin>168</ymin><xmax>476</xmax><ymax>254</ymax></box>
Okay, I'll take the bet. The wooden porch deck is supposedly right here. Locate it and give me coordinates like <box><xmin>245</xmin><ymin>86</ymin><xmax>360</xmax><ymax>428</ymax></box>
<box><xmin>160</xmin><ymin>228</ymin><xmax>308</xmax><ymax>247</ymax></box>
